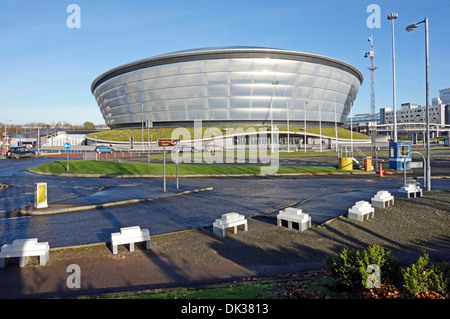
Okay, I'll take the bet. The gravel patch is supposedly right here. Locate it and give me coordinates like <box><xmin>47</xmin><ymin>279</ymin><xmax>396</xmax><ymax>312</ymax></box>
<box><xmin>47</xmin><ymin>190</ymin><xmax>450</xmax><ymax>270</ymax></box>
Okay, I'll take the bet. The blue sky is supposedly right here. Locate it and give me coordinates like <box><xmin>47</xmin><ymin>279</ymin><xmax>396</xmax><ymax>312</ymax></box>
<box><xmin>0</xmin><ymin>0</ymin><xmax>448</xmax><ymax>125</ymax></box>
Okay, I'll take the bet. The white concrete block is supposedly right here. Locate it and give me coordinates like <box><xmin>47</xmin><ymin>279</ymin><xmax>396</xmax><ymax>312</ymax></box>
<box><xmin>111</xmin><ymin>226</ymin><xmax>151</xmax><ymax>254</ymax></box>
<box><xmin>213</xmin><ymin>213</ymin><xmax>248</xmax><ymax>237</ymax></box>
<box><xmin>371</xmin><ymin>191</ymin><xmax>394</xmax><ymax>208</ymax></box>
<box><xmin>348</xmin><ymin>200</ymin><xmax>374</xmax><ymax>221</ymax></box>
<box><xmin>0</xmin><ymin>238</ymin><xmax>50</xmax><ymax>268</ymax></box>
<box><xmin>399</xmin><ymin>184</ymin><xmax>422</xmax><ymax>198</ymax></box>
<box><xmin>277</xmin><ymin>207</ymin><xmax>311</xmax><ymax>231</ymax></box>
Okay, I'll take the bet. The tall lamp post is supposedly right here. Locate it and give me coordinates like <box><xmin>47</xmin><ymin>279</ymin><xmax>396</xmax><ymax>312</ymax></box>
<box><xmin>270</xmin><ymin>80</ymin><xmax>278</xmax><ymax>153</ymax></box>
<box><xmin>387</xmin><ymin>13</ymin><xmax>399</xmax><ymax>143</ymax></box>
<box><xmin>3</xmin><ymin>119</ymin><xmax>12</xmax><ymax>149</ymax></box>
<box><xmin>141</xmin><ymin>103</ymin><xmax>144</xmax><ymax>152</ymax></box>
<box><xmin>406</xmin><ymin>18</ymin><xmax>431</xmax><ymax>191</ymax></box>
<box><xmin>304</xmin><ymin>101</ymin><xmax>308</xmax><ymax>152</ymax></box>
<box><xmin>286</xmin><ymin>101</ymin><xmax>291</xmax><ymax>153</ymax></box>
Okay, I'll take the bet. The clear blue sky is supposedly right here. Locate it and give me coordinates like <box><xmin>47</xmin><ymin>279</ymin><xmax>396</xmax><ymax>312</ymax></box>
<box><xmin>0</xmin><ymin>0</ymin><xmax>448</xmax><ymax>125</ymax></box>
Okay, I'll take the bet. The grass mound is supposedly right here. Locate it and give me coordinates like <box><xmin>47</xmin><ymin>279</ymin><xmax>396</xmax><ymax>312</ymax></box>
<box><xmin>87</xmin><ymin>126</ymin><xmax>370</xmax><ymax>142</ymax></box>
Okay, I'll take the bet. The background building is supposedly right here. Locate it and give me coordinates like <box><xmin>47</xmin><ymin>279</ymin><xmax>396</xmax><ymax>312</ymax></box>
<box><xmin>91</xmin><ymin>47</ymin><xmax>363</xmax><ymax>130</ymax></box>
<box><xmin>382</xmin><ymin>103</ymin><xmax>446</xmax><ymax>126</ymax></box>
<box><xmin>436</xmin><ymin>88</ymin><xmax>450</xmax><ymax>105</ymax></box>
<box><xmin>376</xmin><ymin>88</ymin><xmax>450</xmax><ymax>139</ymax></box>
<box><xmin>346</xmin><ymin>88</ymin><xmax>450</xmax><ymax>140</ymax></box>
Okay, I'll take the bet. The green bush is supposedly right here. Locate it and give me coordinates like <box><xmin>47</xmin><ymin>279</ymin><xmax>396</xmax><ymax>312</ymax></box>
<box><xmin>403</xmin><ymin>251</ymin><xmax>450</xmax><ymax>296</ymax></box>
<box><xmin>326</xmin><ymin>245</ymin><xmax>401</xmax><ymax>291</ymax></box>
<box><xmin>326</xmin><ymin>247</ymin><xmax>361</xmax><ymax>290</ymax></box>
<box><xmin>326</xmin><ymin>246</ymin><xmax>449</xmax><ymax>296</ymax></box>
<box><xmin>357</xmin><ymin>244</ymin><xmax>402</xmax><ymax>288</ymax></box>
<box><xmin>430</xmin><ymin>262</ymin><xmax>450</xmax><ymax>297</ymax></box>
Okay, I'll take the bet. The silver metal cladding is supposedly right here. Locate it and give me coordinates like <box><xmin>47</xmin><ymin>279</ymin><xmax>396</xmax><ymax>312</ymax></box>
<box><xmin>91</xmin><ymin>47</ymin><xmax>363</xmax><ymax>129</ymax></box>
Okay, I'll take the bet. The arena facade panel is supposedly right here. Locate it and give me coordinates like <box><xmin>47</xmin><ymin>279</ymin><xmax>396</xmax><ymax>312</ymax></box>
<box><xmin>91</xmin><ymin>47</ymin><xmax>363</xmax><ymax>129</ymax></box>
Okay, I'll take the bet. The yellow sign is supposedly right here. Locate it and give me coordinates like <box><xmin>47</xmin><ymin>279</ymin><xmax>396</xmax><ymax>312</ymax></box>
<box><xmin>34</xmin><ymin>182</ymin><xmax>48</xmax><ymax>209</ymax></box>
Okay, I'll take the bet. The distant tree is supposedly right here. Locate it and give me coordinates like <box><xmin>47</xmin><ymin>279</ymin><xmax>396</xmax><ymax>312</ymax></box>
<box><xmin>83</xmin><ymin>121</ymin><xmax>96</xmax><ymax>129</ymax></box>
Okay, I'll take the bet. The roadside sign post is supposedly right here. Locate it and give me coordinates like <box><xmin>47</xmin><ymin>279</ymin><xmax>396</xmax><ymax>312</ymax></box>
<box><xmin>64</xmin><ymin>142</ymin><xmax>71</xmax><ymax>172</ymax></box>
<box><xmin>175</xmin><ymin>139</ymin><xmax>180</xmax><ymax>190</ymax></box>
<box><xmin>157</xmin><ymin>139</ymin><xmax>179</xmax><ymax>192</ymax></box>
<box><xmin>176</xmin><ymin>150</ymin><xmax>179</xmax><ymax>190</ymax></box>
<box><xmin>163</xmin><ymin>147</ymin><xmax>166</xmax><ymax>192</ymax></box>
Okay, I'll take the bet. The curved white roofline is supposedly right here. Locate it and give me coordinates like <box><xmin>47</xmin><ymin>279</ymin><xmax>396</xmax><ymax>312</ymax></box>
<box><xmin>91</xmin><ymin>46</ymin><xmax>363</xmax><ymax>93</ymax></box>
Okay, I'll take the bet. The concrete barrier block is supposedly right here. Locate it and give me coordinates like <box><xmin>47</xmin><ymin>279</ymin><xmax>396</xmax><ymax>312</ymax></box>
<box><xmin>348</xmin><ymin>200</ymin><xmax>374</xmax><ymax>221</ymax></box>
<box><xmin>371</xmin><ymin>191</ymin><xmax>394</xmax><ymax>208</ymax></box>
<box><xmin>213</xmin><ymin>213</ymin><xmax>248</xmax><ymax>237</ymax></box>
<box><xmin>399</xmin><ymin>184</ymin><xmax>422</xmax><ymax>198</ymax></box>
<box><xmin>277</xmin><ymin>207</ymin><xmax>311</xmax><ymax>231</ymax></box>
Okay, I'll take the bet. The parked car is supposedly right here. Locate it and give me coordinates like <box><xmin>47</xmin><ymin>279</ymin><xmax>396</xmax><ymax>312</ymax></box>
<box><xmin>7</xmin><ymin>147</ymin><xmax>36</xmax><ymax>159</ymax></box>
<box><xmin>95</xmin><ymin>145</ymin><xmax>114</xmax><ymax>153</ymax></box>
<box><xmin>205</xmin><ymin>143</ymin><xmax>223</xmax><ymax>152</ymax></box>
<box><xmin>175</xmin><ymin>144</ymin><xmax>195</xmax><ymax>153</ymax></box>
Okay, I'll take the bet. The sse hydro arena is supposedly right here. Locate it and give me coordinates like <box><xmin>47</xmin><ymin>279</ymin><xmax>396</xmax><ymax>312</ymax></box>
<box><xmin>91</xmin><ymin>47</ymin><xmax>363</xmax><ymax>130</ymax></box>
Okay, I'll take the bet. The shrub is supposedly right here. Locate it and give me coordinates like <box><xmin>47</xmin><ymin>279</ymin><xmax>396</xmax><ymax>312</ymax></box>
<box><xmin>430</xmin><ymin>262</ymin><xmax>450</xmax><ymax>297</ymax></box>
<box><xmin>326</xmin><ymin>244</ymin><xmax>401</xmax><ymax>291</ymax></box>
<box><xmin>326</xmin><ymin>247</ymin><xmax>361</xmax><ymax>290</ymax></box>
<box><xmin>357</xmin><ymin>244</ymin><xmax>402</xmax><ymax>288</ymax></box>
<box><xmin>403</xmin><ymin>251</ymin><xmax>450</xmax><ymax>297</ymax></box>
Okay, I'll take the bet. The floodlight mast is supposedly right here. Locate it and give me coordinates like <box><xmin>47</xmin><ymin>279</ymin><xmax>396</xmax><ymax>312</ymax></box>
<box><xmin>365</xmin><ymin>35</ymin><xmax>377</xmax><ymax>161</ymax></box>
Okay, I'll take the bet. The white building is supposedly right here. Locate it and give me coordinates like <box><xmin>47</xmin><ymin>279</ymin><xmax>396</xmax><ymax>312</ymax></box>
<box><xmin>41</xmin><ymin>131</ymin><xmax>87</xmax><ymax>147</ymax></box>
<box><xmin>382</xmin><ymin>103</ymin><xmax>446</xmax><ymax>126</ymax></box>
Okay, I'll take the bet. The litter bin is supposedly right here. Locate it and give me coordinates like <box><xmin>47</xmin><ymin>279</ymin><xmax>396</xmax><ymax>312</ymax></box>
<box><xmin>364</xmin><ymin>156</ymin><xmax>372</xmax><ymax>171</ymax></box>
<box><xmin>34</xmin><ymin>182</ymin><xmax>48</xmax><ymax>209</ymax></box>
<box><xmin>339</xmin><ymin>157</ymin><xmax>353</xmax><ymax>171</ymax></box>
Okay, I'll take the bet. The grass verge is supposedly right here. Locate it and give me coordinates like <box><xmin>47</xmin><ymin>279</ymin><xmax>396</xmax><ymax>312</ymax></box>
<box><xmin>96</xmin><ymin>276</ymin><xmax>332</xmax><ymax>299</ymax></box>
<box><xmin>107</xmin><ymin>282</ymin><xmax>279</xmax><ymax>299</ymax></box>
<box><xmin>30</xmin><ymin>160</ymin><xmax>351</xmax><ymax>176</ymax></box>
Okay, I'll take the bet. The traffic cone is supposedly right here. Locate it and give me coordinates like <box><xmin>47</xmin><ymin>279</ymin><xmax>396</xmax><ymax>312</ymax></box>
<box><xmin>379</xmin><ymin>163</ymin><xmax>384</xmax><ymax>177</ymax></box>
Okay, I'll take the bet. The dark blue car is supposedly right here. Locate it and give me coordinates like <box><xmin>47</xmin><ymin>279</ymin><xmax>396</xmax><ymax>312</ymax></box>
<box><xmin>95</xmin><ymin>145</ymin><xmax>114</xmax><ymax>153</ymax></box>
<box><xmin>7</xmin><ymin>147</ymin><xmax>36</xmax><ymax>159</ymax></box>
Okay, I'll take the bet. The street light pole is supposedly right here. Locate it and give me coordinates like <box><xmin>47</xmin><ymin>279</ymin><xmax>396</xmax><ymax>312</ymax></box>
<box><xmin>334</xmin><ymin>102</ymin><xmax>338</xmax><ymax>152</ymax></box>
<box><xmin>304</xmin><ymin>101</ymin><xmax>308</xmax><ymax>152</ymax></box>
<box><xmin>425</xmin><ymin>18</ymin><xmax>431</xmax><ymax>191</ymax></box>
<box><xmin>3</xmin><ymin>122</ymin><xmax>7</xmax><ymax>144</ymax></box>
<box><xmin>387</xmin><ymin>13</ymin><xmax>399</xmax><ymax>142</ymax></box>
<box><xmin>141</xmin><ymin>103</ymin><xmax>144</xmax><ymax>152</ymax></box>
<box><xmin>270</xmin><ymin>81</ymin><xmax>278</xmax><ymax>153</ymax></box>
<box><xmin>3</xmin><ymin>120</ymin><xmax>12</xmax><ymax>151</ymax></box>
<box><xmin>319</xmin><ymin>101</ymin><xmax>322</xmax><ymax>152</ymax></box>
<box><xmin>286</xmin><ymin>102</ymin><xmax>290</xmax><ymax>153</ymax></box>
<box><xmin>406</xmin><ymin>17</ymin><xmax>431</xmax><ymax>191</ymax></box>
